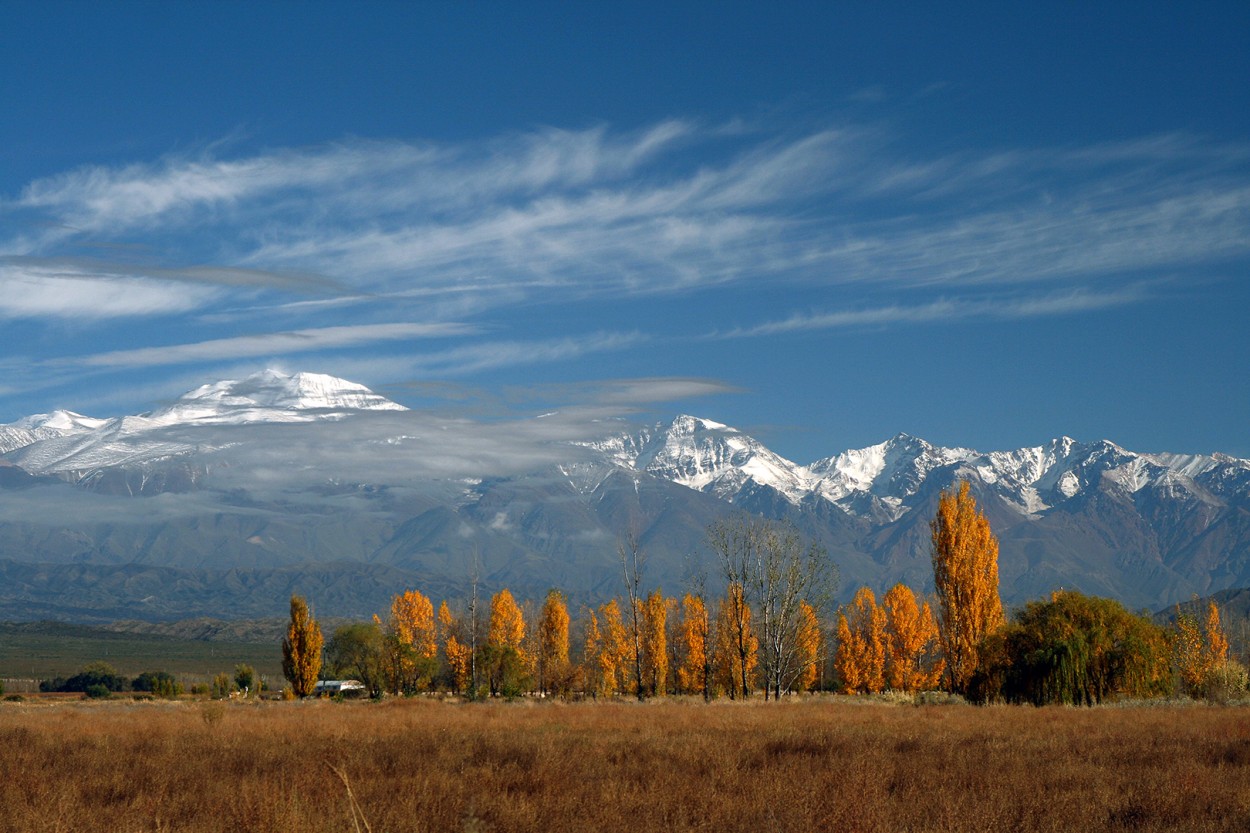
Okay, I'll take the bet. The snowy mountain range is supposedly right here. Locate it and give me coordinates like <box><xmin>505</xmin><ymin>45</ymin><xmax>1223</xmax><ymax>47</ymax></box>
<box><xmin>3</xmin><ymin>369</ymin><xmax>1249</xmax><ymax>621</ymax></box>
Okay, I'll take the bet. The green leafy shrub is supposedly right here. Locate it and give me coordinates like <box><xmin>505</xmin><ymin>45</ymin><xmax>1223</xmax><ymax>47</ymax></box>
<box><xmin>233</xmin><ymin>663</ymin><xmax>256</xmax><ymax>694</ymax></box>
<box><xmin>133</xmin><ymin>671</ymin><xmax>184</xmax><ymax>698</ymax></box>
<box><xmin>43</xmin><ymin>661</ymin><xmax>129</xmax><ymax>694</ymax></box>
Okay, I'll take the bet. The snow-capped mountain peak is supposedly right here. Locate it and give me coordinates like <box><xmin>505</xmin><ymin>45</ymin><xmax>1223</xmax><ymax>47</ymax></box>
<box><xmin>808</xmin><ymin>432</ymin><xmax>975</xmax><ymax>512</ymax></box>
<box><xmin>147</xmin><ymin>369</ymin><xmax>407</xmax><ymax>426</ymax></box>
<box><xmin>589</xmin><ymin>414</ymin><xmax>815</xmax><ymax>504</ymax></box>
<box><xmin>0</xmin><ymin>410</ymin><xmax>110</xmax><ymax>456</ymax></box>
<box><xmin>5</xmin><ymin>370</ymin><xmax>1250</xmax><ymax>529</ymax></box>
<box><xmin>0</xmin><ymin>370</ymin><xmax>408</xmax><ymax>476</ymax></box>
<box><xmin>12</xmin><ymin>410</ymin><xmax>109</xmax><ymax>433</ymax></box>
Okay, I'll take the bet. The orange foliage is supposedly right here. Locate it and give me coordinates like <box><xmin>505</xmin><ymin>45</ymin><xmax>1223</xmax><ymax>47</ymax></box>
<box><xmin>715</xmin><ymin>582</ymin><xmax>757</xmax><ymax>698</ymax></box>
<box><xmin>1205</xmin><ymin>600</ymin><xmax>1230</xmax><ymax>669</ymax></box>
<box><xmin>384</xmin><ymin>589</ymin><xmax>437</xmax><ymax>693</ymax></box>
<box><xmin>537</xmin><ymin>589</ymin><xmax>571</xmax><ymax>695</ymax></box>
<box><xmin>281</xmin><ymin>594</ymin><xmax>323</xmax><ymax>697</ymax></box>
<box><xmin>488</xmin><ymin>588</ymin><xmax>527</xmax><ymax>663</ymax></box>
<box><xmin>794</xmin><ymin>601</ymin><xmax>822</xmax><ymax>693</ymax></box>
<box><xmin>835</xmin><ymin>587</ymin><xmax>886</xmax><ymax>693</ymax></box>
<box><xmin>581</xmin><ymin>609</ymin><xmax>605</xmax><ymax>697</ymax></box>
<box><xmin>676</xmin><ymin>594</ymin><xmax>709</xmax><ymax>696</ymax></box>
<box><xmin>640</xmin><ymin>590</ymin><xmax>668</xmax><ymax>696</ymax></box>
<box><xmin>1175</xmin><ymin>600</ymin><xmax>1232</xmax><ymax>693</ymax></box>
<box><xmin>833</xmin><ymin>612</ymin><xmax>861</xmax><ymax>693</ymax></box>
<box><xmin>931</xmin><ymin>480</ymin><xmax>1003</xmax><ymax>694</ymax></box>
<box><xmin>439</xmin><ymin>600</ymin><xmax>473</xmax><ymax>694</ymax></box>
<box><xmin>391</xmin><ymin>589</ymin><xmax>437</xmax><ymax>660</ymax></box>
<box><xmin>883</xmin><ymin>583</ymin><xmax>944</xmax><ymax>692</ymax></box>
<box><xmin>597</xmin><ymin>599</ymin><xmax>631</xmax><ymax>696</ymax></box>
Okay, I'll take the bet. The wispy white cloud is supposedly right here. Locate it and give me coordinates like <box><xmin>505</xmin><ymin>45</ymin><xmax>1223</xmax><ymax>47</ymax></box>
<box><xmin>1</xmin><ymin>255</ymin><xmax>342</xmax><ymax>294</ymax></box>
<box><xmin>0</xmin><ymin>262</ymin><xmax>219</xmax><ymax>319</ymax></box>
<box><xmin>3</xmin><ymin>119</ymin><xmax>1248</xmax><ymax>331</ymax></box>
<box><xmin>721</xmin><ymin>286</ymin><xmax>1151</xmax><ymax>338</ymax></box>
<box><xmin>77</xmin><ymin>322</ymin><xmax>474</xmax><ymax>368</ymax></box>
<box><xmin>401</xmin><ymin>332</ymin><xmax>648</xmax><ymax>376</ymax></box>
<box><xmin>8</xmin><ymin>121</ymin><xmax>695</xmax><ymax>236</ymax></box>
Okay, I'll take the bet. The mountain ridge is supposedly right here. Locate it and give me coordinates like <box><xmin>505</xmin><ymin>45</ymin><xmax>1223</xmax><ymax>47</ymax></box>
<box><xmin>3</xmin><ymin>369</ymin><xmax>1249</xmax><ymax>620</ymax></box>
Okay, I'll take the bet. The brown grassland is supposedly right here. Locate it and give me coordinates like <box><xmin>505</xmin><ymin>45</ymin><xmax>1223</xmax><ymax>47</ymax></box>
<box><xmin>2</xmin><ymin>696</ymin><xmax>1249</xmax><ymax>832</ymax></box>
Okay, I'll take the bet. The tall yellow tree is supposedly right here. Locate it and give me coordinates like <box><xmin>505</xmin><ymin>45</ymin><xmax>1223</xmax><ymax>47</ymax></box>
<box><xmin>883</xmin><ymin>583</ymin><xmax>944</xmax><ymax>692</ymax></box>
<box><xmin>1175</xmin><ymin>600</ymin><xmax>1231</xmax><ymax>693</ymax></box>
<box><xmin>581</xmin><ymin>608</ymin><xmax>608</xmax><ymax>698</ymax></box>
<box><xmin>439</xmin><ymin>600</ymin><xmax>473</xmax><ymax>695</ymax></box>
<box><xmin>1205</xmin><ymin>600</ymin><xmax>1231</xmax><ymax>671</ymax></box>
<box><xmin>833</xmin><ymin>611</ymin><xmax>863</xmax><ymax>693</ymax></box>
<box><xmin>931</xmin><ymin>480</ymin><xmax>1004</xmax><ymax>694</ymax></box>
<box><xmin>489</xmin><ymin>589</ymin><xmax>526</xmax><ymax>657</ymax></box>
<box><xmin>793</xmin><ymin>601</ymin><xmax>822</xmax><ymax>693</ymax></box>
<box><xmin>640</xmin><ymin>589</ymin><xmax>668</xmax><ymax>697</ymax></box>
<box><xmin>599</xmin><ymin>598</ymin><xmax>631</xmax><ymax>695</ymax></box>
<box><xmin>281</xmin><ymin>594</ymin><xmax>323</xmax><ymax>697</ymax></box>
<box><xmin>383</xmin><ymin>589</ymin><xmax>437</xmax><ymax>694</ymax></box>
<box><xmin>715</xmin><ymin>582</ymin><xmax>757</xmax><ymax>698</ymax></box>
<box><xmin>676</xmin><ymin>593</ymin><xmax>710</xmax><ymax>697</ymax></box>
<box><xmin>836</xmin><ymin>587</ymin><xmax>886</xmax><ymax>693</ymax></box>
<box><xmin>537</xmin><ymin>589</ymin><xmax>571</xmax><ymax>696</ymax></box>
<box><xmin>487</xmin><ymin>588</ymin><xmax>527</xmax><ymax>696</ymax></box>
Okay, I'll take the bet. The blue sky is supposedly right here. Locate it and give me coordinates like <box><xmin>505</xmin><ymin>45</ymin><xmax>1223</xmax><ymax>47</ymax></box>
<box><xmin>2</xmin><ymin>2</ymin><xmax>1249</xmax><ymax>462</ymax></box>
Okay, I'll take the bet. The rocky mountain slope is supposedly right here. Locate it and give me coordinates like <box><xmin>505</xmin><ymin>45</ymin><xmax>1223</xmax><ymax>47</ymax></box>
<box><xmin>3</xmin><ymin>369</ymin><xmax>1248</xmax><ymax>621</ymax></box>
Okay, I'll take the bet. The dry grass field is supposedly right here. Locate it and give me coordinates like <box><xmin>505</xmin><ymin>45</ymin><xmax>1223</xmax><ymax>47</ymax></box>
<box><xmin>2</xmin><ymin>696</ymin><xmax>1249</xmax><ymax>832</ymax></box>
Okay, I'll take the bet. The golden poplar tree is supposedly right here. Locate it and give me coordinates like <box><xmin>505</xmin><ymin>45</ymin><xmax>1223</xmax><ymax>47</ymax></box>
<box><xmin>794</xmin><ymin>600</ymin><xmax>822</xmax><ymax>693</ymax></box>
<box><xmin>581</xmin><ymin>608</ymin><xmax>608</xmax><ymax>698</ymax></box>
<box><xmin>883</xmin><ymin>583</ymin><xmax>944</xmax><ymax>692</ymax></box>
<box><xmin>677</xmin><ymin>593</ymin><xmax>709</xmax><ymax>696</ymax></box>
<box><xmin>1175</xmin><ymin>600</ymin><xmax>1232</xmax><ymax>693</ymax></box>
<box><xmin>715</xmin><ymin>582</ymin><xmax>758</xmax><ymax>698</ymax></box>
<box><xmin>640</xmin><ymin>589</ymin><xmax>668</xmax><ymax>697</ymax></box>
<box><xmin>537</xmin><ymin>589</ymin><xmax>571</xmax><ymax>696</ymax></box>
<box><xmin>854</xmin><ymin>587</ymin><xmax>888</xmax><ymax>693</ymax></box>
<box><xmin>489</xmin><ymin>589</ymin><xmax>527</xmax><ymax>658</ymax></box>
<box><xmin>439</xmin><ymin>600</ymin><xmax>473</xmax><ymax>694</ymax></box>
<box><xmin>599</xmin><ymin>598</ymin><xmax>631</xmax><ymax>695</ymax></box>
<box><xmin>281</xmin><ymin>594</ymin><xmax>323</xmax><ymax>697</ymax></box>
<box><xmin>1204</xmin><ymin>600</ymin><xmax>1230</xmax><ymax>671</ymax></box>
<box><xmin>931</xmin><ymin>480</ymin><xmax>1004</xmax><ymax>694</ymax></box>
<box><xmin>1174</xmin><ymin>608</ymin><xmax>1204</xmax><ymax>691</ymax></box>
<box><xmin>487</xmin><ymin>588</ymin><xmax>527</xmax><ymax>695</ymax></box>
<box><xmin>383</xmin><ymin>589</ymin><xmax>437</xmax><ymax>694</ymax></box>
<box><xmin>833</xmin><ymin>611</ymin><xmax>863</xmax><ymax>693</ymax></box>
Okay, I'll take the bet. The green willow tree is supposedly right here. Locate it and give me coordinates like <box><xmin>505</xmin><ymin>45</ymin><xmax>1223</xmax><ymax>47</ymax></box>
<box><xmin>976</xmin><ymin>591</ymin><xmax>1171</xmax><ymax>705</ymax></box>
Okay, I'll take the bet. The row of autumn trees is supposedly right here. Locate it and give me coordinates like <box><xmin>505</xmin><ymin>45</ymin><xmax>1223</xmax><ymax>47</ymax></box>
<box><xmin>836</xmin><ymin>481</ymin><xmax>1242</xmax><ymax>704</ymax></box>
<box><xmin>282</xmin><ymin>516</ymin><xmax>837</xmax><ymax>700</ymax></box>
<box><xmin>282</xmin><ymin>580</ymin><xmax>826</xmax><ymax>700</ymax></box>
<box><xmin>283</xmin><ymin>481</ymin><xmax>1244</xmax><ymax>704</ymax></box>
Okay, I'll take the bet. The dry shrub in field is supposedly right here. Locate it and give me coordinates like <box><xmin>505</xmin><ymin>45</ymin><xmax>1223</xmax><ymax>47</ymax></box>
<box><xmin>2</xmin><ymin>698</ymin><xmax>1250</xmax><ymax>833</ymax></box>
<box><xmin>200</xmin><ymin>701</ymin><xmax>226</xmax><ymax>727</ymax></box>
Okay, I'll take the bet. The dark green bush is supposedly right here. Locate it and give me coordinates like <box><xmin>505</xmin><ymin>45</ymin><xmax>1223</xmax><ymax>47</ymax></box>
<box><xmin>133</xmin><ymin>670</ymin><xmax>183</xmax><ymax>698</ymax></box>
<box><xmin>42</xmin><ymin>661</ymin><xmax>129</xmax><ymax>693</ymax></box>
